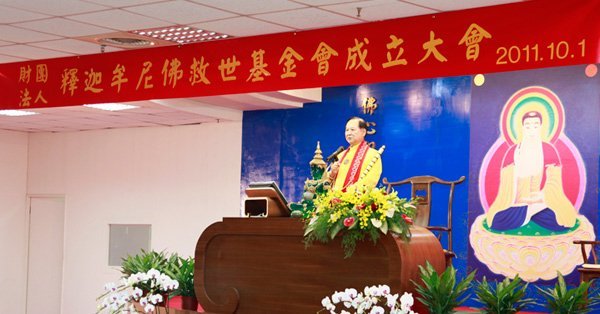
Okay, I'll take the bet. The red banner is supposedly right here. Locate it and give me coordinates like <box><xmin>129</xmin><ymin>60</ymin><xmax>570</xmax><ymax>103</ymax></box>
<box><xmin>0</xmin><ymin>0</ymin><xmax>598</xmax><ymax>110</ymax></box>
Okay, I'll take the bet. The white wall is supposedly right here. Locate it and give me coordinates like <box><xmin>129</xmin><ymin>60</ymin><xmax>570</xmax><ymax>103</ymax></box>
<box><xmin>27</xmin><ymin>122</ymin><xmax>243</xmax><ymax>313</ymax></box>
<box><xmin>0</xmin><ymin>130</ymin><xmax>28</xmax><ymax>314</ymax></box>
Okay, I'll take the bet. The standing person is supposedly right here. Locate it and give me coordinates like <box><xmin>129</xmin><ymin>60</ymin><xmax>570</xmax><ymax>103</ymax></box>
<box><xmin>328</xmin><ymin>117</ymin><xmax>382</xmax><ymax>192</ymax></box>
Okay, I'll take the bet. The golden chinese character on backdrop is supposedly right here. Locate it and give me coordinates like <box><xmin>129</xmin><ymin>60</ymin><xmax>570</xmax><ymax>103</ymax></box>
<box><xmin>60</xmin><ymin>68</ymin><xmax>79</xmax><ymax>96</ymax></box>
<box><xmin>362</xmin><ymin>96</ymin><xmax>378</xmax><ymax>115</ymax></box>
<box><xmin>136</xmin><ymin>61</ymin><xmax>154</xmax><ymax>90</ymax></box>
<box><xmin>36</xmin><ymin>64</ymin><xmax>48</xmax><ymax>83</ymax></box>
<box><xmin>189</xmin><ymin>56</ymin><xmax>211</xmax><ymax>86</ymax></box>
<box><xmin>458</xmin><ymin>23</ymin><xmax>492</xmax><ymax>61</ymax></box>
<box><xmin>278</xmin><ymin>47</ymin><xmax>304</xmax><ymax>79</ymax></box>
<box><xmin>247</xmin><ymin>49</ymin><xmax>271</xmax><ymax>82</ymax></box>
<box><xmin>162</xmin><ymin>58</ymin><xmax>184</xmax><ymax>88</ymax></box>
<box><xmin>366</xmin><ymin>121</ymin><xmax>377</xmax><ymax>135</ymax></box>
<box><xmin>345</xmin><ymin>38</ymin><xmax>372</xmax><ymax>71</ymax></box>
<box><xmin>218</xmin><ymin>56</ymin><xmax>241</xmax><ymax>82</ymax></box>
<box><xmin>84</xmin><ymin>68</ymin><xmax>104</xmax><ymax>93</ymax></box>
<box><xmin>111</xmin><ymin>64</ymin><xmax>128</xmax><ymax>93</ymax></box>
<box><xmin>35</xmin><ymin>90</ymin><xmax>47</xmax><ymax>104</ymax></box>
<box><xmin>19</xmin><ymin>65</ymin><xmax>32</xmax><ymax>84</ymax></box>
<box><xmin>19</xmin><ymin>88</ymin><xmax>31</xmax><ymax>107</ymax></box>
<box><xmin>418</xmin><ymin>31</ymin><xmax>448</xmax><ymax>64</ymax></box>
<box><xmin>382</xmin><ymin>35</ymin><xmax>408</xmax><ymax>68</ymax></box>
<box><xmin>310</xmin><ymin>42</ymin><xmax>339</xmax><ymax>76</ymax></box>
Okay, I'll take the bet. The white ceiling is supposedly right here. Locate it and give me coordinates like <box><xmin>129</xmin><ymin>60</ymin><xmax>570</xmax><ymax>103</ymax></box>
<box><xmin>0</xmin><ymin>0</ymin><xmax>523</xmax><ymax>132</ymax></box>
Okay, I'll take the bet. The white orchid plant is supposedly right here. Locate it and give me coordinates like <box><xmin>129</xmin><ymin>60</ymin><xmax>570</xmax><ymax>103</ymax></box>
<box><xmin>320</xmin><ymin>284</ymin><xmax>416</xmax><ymax>314</ymax></box>
<box><xmin>97</xmin><ymin>268</ymin><xmax>179</xmax><ymax>314</ymax></box>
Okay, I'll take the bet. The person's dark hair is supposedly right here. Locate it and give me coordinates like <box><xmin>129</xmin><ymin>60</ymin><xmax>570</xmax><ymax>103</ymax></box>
<box><xmin>347</xmin><ymin>116</ymin><xmax>367</xmax><ymax>130</ymax></box>
<box><xmin>522</xmin><ymin>111</ymin><xmax>542</xmax><ymax>124</ymax></box>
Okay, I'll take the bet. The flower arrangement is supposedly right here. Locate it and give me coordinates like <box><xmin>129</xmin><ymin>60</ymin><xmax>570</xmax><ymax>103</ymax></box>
<box><xmin>320</xmin><ymin>284</ymin><xmax>416</xmax><ymax>314</ymax></box>
<box><xmin>304</xmin><ymin>186</ymin><xmax>416</xmax><ymax>257</ymax></box>
<box><xmin>97</xmin><ymin>268</ymin><xmax>179</xmax><ymax>314</ymax></box>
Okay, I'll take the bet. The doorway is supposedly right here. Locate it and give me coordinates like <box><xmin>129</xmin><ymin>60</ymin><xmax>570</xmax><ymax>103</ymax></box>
<box><xmin>25</xmin><ymin>196</ymin><xmax>65</xmax><ymax>314</ymax></box>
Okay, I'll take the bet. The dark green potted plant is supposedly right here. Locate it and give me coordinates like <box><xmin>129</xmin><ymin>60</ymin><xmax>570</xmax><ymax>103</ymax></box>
<box><xmin>412</xmin><ymin>261</ymin><xmax>475</xmax><ymax>314</ymax></box>
<box><xmin>474</xmin><ymin>274</ymin><xmax>536</xmax><ymax>314</ymax></box>
<box><xmin>538</xmin><ymin>272</ymin><xmax>600</xmax><ymax>313</ymax></box>
<box><xmin>166</xmin><ymin>256</ymin><xmax>197</xmax><ymax>311</ymax></box>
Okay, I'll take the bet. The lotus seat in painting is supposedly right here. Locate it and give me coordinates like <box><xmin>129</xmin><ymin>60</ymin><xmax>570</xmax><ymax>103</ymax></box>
<box><xmin>470</xmin><ymin>215</ymin><xmax>594</xmax><ymax>281</ymax></box>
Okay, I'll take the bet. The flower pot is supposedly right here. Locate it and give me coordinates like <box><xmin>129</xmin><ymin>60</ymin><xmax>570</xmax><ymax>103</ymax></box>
<box><xmin>181</xmin><ymin>295</ymin><xmax>198</xmax><ymax>311</ymax></box>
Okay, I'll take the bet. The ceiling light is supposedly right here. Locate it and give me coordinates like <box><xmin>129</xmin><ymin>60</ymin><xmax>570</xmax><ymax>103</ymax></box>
<box><xmin>0</xmin><ymin>110</ymin><xmax>38</xmax><ymax>116</ymax></box>
<box><xmin>98</xmin><ymin>37</ymin><xmax>155</xmax><ymax>47</ymax></box>
<box><xmin>83</xmin><ymin>103</ymin><xmax>138</xmax><ymax>111</ymax></box>
<box><xmin>131</xmin><ymin>26</ymin><xmax>232</xmax><ymax>45</ymax></box>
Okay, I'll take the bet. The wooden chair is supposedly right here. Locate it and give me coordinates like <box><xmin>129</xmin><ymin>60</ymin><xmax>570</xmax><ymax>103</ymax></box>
<box><xmin>573</xmin><ymin>240</ymin><xmax>600</xmax><ymax>283</ymax></box>
<box><xmin>382</xmin><ymin>175</ymin><xmax>466</xmax><ymax>267</ymax></box>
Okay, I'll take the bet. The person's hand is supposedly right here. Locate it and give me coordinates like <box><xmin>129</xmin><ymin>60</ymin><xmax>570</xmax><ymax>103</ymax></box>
<box><xmin>522</xmin><ymin>192</ymin><xmax>543</xmax><ymax>204</ymax></box>
<box><xmin>330</xmin><ymin>161</ymin><xmax>340</xmax><ymax>177</ymax></box>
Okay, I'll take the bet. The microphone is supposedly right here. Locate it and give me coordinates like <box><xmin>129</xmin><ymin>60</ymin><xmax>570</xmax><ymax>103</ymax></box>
<box><xmin>326</xmin><ymin>146</ymin><xmax>345</xmax><ymax>163</ymax></box>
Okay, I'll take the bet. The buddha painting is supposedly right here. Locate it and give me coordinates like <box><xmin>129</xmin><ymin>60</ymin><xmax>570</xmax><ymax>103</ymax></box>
<box><xmin>470</xmin><ymin>86</ymin><xmax>595</xmax><ymax>282</ymax></box>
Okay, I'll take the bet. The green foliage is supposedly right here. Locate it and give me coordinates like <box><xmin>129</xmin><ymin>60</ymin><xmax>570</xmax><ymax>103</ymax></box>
<box><xmin>412</xmin><ymin>262</ymin><xmax>475</xmax><ymax>314</ymax></box>
<box><xmin>121</xmin><ymin>249</ymin><xmax>177</xmax><ymax>276</ymax></box>
<box><xmin>537</xmin><ymin>272</ymin><xmax>600</xmax><ymax>313</ymax></box>
<box><xmin>474</xmin><ymin>274</ymin><xmax>536</xmax><ymax>314</ymax></box>
<box><xmin>165</xmin><ymin>256</ymin><xmax>196</xmax><ymax>297</ymax></box>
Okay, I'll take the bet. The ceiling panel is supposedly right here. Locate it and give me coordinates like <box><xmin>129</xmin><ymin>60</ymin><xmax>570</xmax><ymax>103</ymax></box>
<box><xmin>82</xmin><ymin>0</ymin><xmax>167</xmax><ymax>7</ymax></box>
<box><xmin>68</xmin><ymin>9</ymin><xmax>172</xmax><ymax>30</ymax></box>
<box><xmin>0</xmin><ymin>5</ymin><xmax>51</xmax><ymax>23</ymax></box>
<box><xmin>191</xmin><ymin>16</ymin><xmax>293</xmax><ymax>37</ymax></box>
<box><xmin>14</xmin><ymin>18</ymin><xmax>115</xmax><ymax>37</ymax></box>
<box><xmin>0</xmin><ymin>0</ymin><xmax>109</xmax><ymax>16</ymax></box>
<box><xmin>403</xmin><ymin>0</ymin><xmax>523</xmax><ymax>11</ymax></box>
<box><xmin>0</xmin><ymin>44</ymin><xmax>73</xmax><ymax>59</ymax></box>
<box><xmin>323</xmin><ymin>0</ymin><xmax>437</xmax><ymax>21</ymax></box>
<box><xmin>0</xmin><ymin>25</ymin><xmax>62</xmax><ymax>43</ymax></box>
<box><xmin>293</xmin><ymin>0</ymin><xmax>363</xmax><ymax>5</ymax></box>
<box><xmin>190</xmin><ymin>0</ymin><xmax>307</xmax><ymax>15</ymax></box>
<box><xmin>30</xmin><ymin>39</ymin><xmax>109</xmax><ymax>55</ymax></box>
<box><xmin>253</xmin><ymin>7</ymin><xmax>360</xmax><ymax>29</ymax></box>
<box><xmin>0</xmin><ymin>54</ymin><xmax>27</xmax><ymax>63</ymax></box>
<box><xmin>125</xmin><ymin>0</ymin><xmax>237</xmax><ymax>24</ymax></box>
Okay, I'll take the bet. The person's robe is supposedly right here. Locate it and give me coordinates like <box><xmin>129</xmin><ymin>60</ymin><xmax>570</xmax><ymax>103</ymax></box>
<box><xmin>486</xmin><ymin>142</ymin><xmax>576</xmax><ymax>231</ymax></box>
<box><xmin>332</xmin><ymin>141</ymin><xmax>382</xmax><ymax>192</ymax></box>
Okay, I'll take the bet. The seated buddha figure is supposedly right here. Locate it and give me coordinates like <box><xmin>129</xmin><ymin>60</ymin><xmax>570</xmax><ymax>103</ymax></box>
<box><xmin>486</xmin><ymin>111</ymin><xmax>576</xmax><ymax>231</ymax></box>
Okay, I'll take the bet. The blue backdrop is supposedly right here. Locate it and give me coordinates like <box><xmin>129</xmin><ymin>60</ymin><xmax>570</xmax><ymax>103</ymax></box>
<box><xmin>241</xmin><ymin>76</ymin><xmax>471</xmax><ymax>272</ymax></box>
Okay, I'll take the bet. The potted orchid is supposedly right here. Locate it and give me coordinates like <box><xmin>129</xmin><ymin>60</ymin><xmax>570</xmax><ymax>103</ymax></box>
<box><xmin>165</xmin><ymin>256</ymin><xmax>198</xmax><ymax>311</ymax></box>
<box><xmin>97</xmin><ymin>268</ymin><xmax>179</xmax><ymax>314</ymax></box>
<box><xmin>320</xmin><ymin>284</ymin><xmax>416</xmax><ymax>314</ymax></box>
<box><xmin>304</xmin><ymin>186</ymin><xmax>416</xmax><ymax>258</ymax></box>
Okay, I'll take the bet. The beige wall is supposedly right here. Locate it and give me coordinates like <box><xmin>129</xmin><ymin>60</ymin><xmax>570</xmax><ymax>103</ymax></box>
<box><xmin>25</xmin><ymin>122</ymin><xmax>242</xmax><ymax>313</ymax></box>
<box><xmin>0</xmin><ymin>130</ymin><xmax>28</xmax><ymax>314</ymax></box>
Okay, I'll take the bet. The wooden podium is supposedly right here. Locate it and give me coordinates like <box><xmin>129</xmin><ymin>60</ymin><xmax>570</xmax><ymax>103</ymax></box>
<box><xmin>194</xmin><ymin>218</ymin><xmax>445</xmax><ymax>314</ymax></box>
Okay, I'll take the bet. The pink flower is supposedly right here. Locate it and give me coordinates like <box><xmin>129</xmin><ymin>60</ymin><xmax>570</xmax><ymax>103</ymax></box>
<box><xmin>331</xmin><ymin>198</ymin><xmax>342</xmax><ymax>205</ymax></box>
<box><xmin>357</xmin><ymin>204</ymin><xmax>367</xmax><ymax>211</ymax></box>
<box><xmin>343</xmin><ymin>217</ymin><xmax>355</xmax><ymax>227</ymax></box>
<box><xmin>402</xmin><ymin>214</ymin><xmax>413</xmax><ymax>225</ymax></box>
